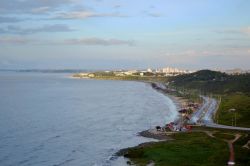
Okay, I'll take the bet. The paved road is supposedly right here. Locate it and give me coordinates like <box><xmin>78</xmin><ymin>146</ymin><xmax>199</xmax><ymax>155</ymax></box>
<box><xmin>202</xmin><ymin>97</ymin><xmax>217</xmax><ymax>124</ymax></box>
<box><xmin>190</xmin><ymin>96</ymin><xmax>210</xmax><ymax>123</ymax></box>
<box><xmin>190</xmin><ymin>96</ymin><xmax>250</xmax><ymax>131</ymax></box>
<box><xmin>152</xmin><ymin>83</ymin><xmax>250</xmax><ymax>131</ymax></box>
<box><xmin>205</xmin><ymin>123</ymin><xmax>250</xmax><ymax>131</ymax></box>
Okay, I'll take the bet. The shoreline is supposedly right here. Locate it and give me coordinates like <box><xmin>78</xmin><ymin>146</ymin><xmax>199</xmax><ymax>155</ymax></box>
<box><xmin>138</xmin><ymin>129</ymin><xmax>175</xmax><ymax>140</ymax></box>
<box><xmin>136</xmin><ymin>82</ymin><xmax>188</xmax><ymax>140</ymax></box>
<box><xmin>72</xmin><ymin>75</ymin><xmax>195</xmax><ymax>162</ymax></box>
<box><xmin>72</xmin><ymin>75</ymin><xmax>188</xmax><ymax>137</ymax></box>
<box><xmin>69</xmin><ymin>72</ymin><xmax>250</xmax><ymax>165</ymax></box>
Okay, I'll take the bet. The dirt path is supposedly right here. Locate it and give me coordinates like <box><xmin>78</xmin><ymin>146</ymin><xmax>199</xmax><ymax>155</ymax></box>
<box><xmin>203</xmin><ymin>130</ymin><xmax>215</xmax><ymax>138</ymax></box>
<box><xmin>227</xmin><ymin>134</ymin><xmax>241</xmax><ymax>166</ymax></box>
<box><xmin>243</xmin><ymin>140</ymin><xmax>250</xmax><ymax>149</ymax></box>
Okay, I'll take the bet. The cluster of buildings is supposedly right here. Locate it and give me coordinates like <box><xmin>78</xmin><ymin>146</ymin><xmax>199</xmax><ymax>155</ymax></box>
<box><xmin>158</xmin><ymin>67</ymin><xmax>193</xmax><ymax>76</ymax></box>
<box><xmin>73</xmin><ymin>67</ymin><xmax>195</xmax><ymax>78</ymax></box>
<box><xmin>223</xmin><ymin>68</ymin><xmax>250</xmax><ymax>75</ymax></box>
<box><xmin>113</xmin><ymin>67</ymin><xmax>194</xmax><ymax>77</ymax></box>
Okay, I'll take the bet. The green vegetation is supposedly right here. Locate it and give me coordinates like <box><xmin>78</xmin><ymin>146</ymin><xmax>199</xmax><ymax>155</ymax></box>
<box><xmin>168</xmin><ymin>70</ymin><xmax>250</xmax><ymax>127</ymax></box>
<box><xmin>123</xmin><ymin>132</ymin><xmax>229</xmax><ymax>166</ymax></box>
<box><xmin>234</xmin><ymin>134</ymin><xmax>250</xmax><ymax>166</ymax></box>
<box><xmin>93</xmin><ymin>75</ymin><xmax>168</xmax><ymax>82</ymax></box>
<box><xmin>122</xmin><ymin>131</ymin><xmax>250</xmax><ymax>166</ymax></box>
<box><xmin>168</xmin><ymin>70</ymin><xmax>250</xmax><ymax>94</ymax></box>
<box><xmin>216</xmin><ymin>93</ymin><xmax>250</xmax><ymax>127</ymax></box>
<box><xmin>73</xmin><ymin>71</ymin><xmax>168</xmax><ymax>82</ymax></box>
<box><xmin>213</xmin><ymin>133</ymin><xmax>235</xmax><ymax>140</ymax></box>
<box><xmin>73</xmin><ymin>70</ymin><xmax>250</xmax><ymax>165</ymax></box>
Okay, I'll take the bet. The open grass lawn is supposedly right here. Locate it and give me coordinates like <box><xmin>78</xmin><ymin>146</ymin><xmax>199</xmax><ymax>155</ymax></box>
<box><xmin>124</xmin><ymin>131</ymin><xmax>250</xmax><ymax>166</ymax></box>
<box><xmin>216</xmin><ymin>93</ymin><xmax>250</xmax><ymax>127</ymax></box>
<box><xmin>124</xmin><ymin>132</ymin><xmax>229</xmax><ymax>166</ymax></box>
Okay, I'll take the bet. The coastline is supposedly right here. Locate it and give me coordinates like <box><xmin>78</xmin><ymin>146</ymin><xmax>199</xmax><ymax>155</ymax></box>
<box><xmin>136</xmin><ymin>82</ymin><xmax>187</xmax><ymax>140</ymax></box>
<box><xmin>72</xmin><ymin>75</ymin><xmax>192</xmax><ymax>163</ymax></box>
<box><xmin>72</xmin><ymin>75</ymin><xmax>186</xmax><ymax>139</ymax></box>
<box><xmin>137</xmin><ymin>129</ymin><xmax>175</xmax><ymax>140</ymax></box>
<box><xmin>72</xmin><ymin>74</ymin><xmax>250</xmax><ymax>165</ymax></box>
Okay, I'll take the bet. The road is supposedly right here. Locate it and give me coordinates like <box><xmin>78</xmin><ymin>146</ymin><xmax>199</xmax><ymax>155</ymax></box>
<box><xmin>190</xmin><ymin>96</ymin><xmax>250</xmax><ymax>131</ymax></box>
<box><xmin>190</xmin><ymin>96</ymin><xmax>210</xmax><ymax>124</ymax></box>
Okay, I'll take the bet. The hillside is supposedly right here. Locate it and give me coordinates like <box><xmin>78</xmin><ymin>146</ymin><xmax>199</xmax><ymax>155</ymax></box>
<box><xmin>169</xmin><ymin>70</ymin><xmax>250</xmax><ymax>94</ymax></box>
<box><xmin>168</xmin><ymin>70</ymin><xmax>250</xmax><ymax>127</ymax></box>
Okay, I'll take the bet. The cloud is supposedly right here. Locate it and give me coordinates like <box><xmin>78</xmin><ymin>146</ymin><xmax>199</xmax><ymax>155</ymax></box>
<box><xmin>147</xmin><ymin>12</ymin><xmax>163</xmax><ymax>17</ymax></box>
<box><xmin>0</xmin><ymin>37</ymin><xmax>33</xmax><ymax>44</ymax></box>
<box><xmin>31</xmin><ymin>7</ymin><xmax>51</xmax><ymax>14</ymax></box>
<box><xmin>142</xmin><ymin>10</ymin><xmax>164</xmax><ymax>18</ymax></box>
<box><xmin>54</xmin><ymin>11</ymin><xmax>97</xmax><ymax>19</ymax></box>
<box><xmin>215</xmin><ymin>27</ymin><xmax>250</xmax><ymax>36</ymax></box>
<box><xmin>164</xmin><ymin>47</ymin><xmax>250</xmax><ymax>64</ymax></box>
<box><xmin>241</xmin><ymin>27</ymin><xmax>250</xmax><ymax>35</ymax></box>
<box><xmin>0</xmin><ymin>0</ymin><xmax>77</xmax><ymax>14</ymax></box>
<box><xmin>0</xmin><ymin>16</ymin><xmax>23</xmax><ymax>23</ymax></box>
<box><xmin>63</xmin><ymin>37</ymin><xmax>135</xmax><ymax>46</ymax></box>
<box><xmin>0</xmin><ymin>24</ymin><xmax>75</xmax><ymax>35</ymax></box>
<box><xmin>53</xmin><ymin>11</ymin><xmax>127</xmax><ymax>19</ymax></box>
<box><xmin>0</xmin><ymin>0</ymin><xmax>127</xmax><ymax>21</ymax></box>
<box><xmin>113</xmin><ymin>4</ymin><xmax>122</xmax><ymax>9</ymax></box>
<box><xmin>0</xmin><ymin>36</ymin><xmax>135</xmax><ymax>46</ymax></box>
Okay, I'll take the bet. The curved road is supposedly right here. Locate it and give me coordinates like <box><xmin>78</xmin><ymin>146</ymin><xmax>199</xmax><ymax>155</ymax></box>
<box><xmin>190</xmin><ymin>96</ymin><xmax>250</xmax><ymax>131</ymax></box>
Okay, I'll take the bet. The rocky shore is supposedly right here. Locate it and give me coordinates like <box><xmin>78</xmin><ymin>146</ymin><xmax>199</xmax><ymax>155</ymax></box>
<box><xmin>138</xmin><ymin>129</ymin><xmax>174</xmax><ymax>140</ymax></box>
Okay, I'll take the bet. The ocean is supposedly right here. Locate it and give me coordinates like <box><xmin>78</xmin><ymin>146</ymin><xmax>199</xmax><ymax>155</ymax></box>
<box><xmin>0</xmin><ymin>72</ymin><xmax>178</xmax><ymax>166</ymax></box>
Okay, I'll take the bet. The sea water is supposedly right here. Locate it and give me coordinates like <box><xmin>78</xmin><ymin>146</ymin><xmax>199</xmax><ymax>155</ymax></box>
<box><xmin>0</xmin><ymin>72</ymin><xmax>178</xmax><ymax>166</ymax></box>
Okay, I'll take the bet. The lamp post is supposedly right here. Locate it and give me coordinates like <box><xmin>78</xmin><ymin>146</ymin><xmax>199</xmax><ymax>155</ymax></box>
<box><xmin>234</xmin><ymin>111</ymin><xmax>237</xmax><ymax>127</ymax></box>
<box><xmin>229</xmin><ymin>108</ymin><xmax>236</xmax><ymax>127</ymax></box>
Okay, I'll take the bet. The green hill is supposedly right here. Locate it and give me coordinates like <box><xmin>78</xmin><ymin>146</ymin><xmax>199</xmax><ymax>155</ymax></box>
<box><xmin>168</xmin><ymin>70</ymin><xmax>250</xmax><ymax>127</ymax></box>
<box><xmin>169</xmin><ymin>70</ymin><xmax>250</xmax><ymax>94</ymax></box>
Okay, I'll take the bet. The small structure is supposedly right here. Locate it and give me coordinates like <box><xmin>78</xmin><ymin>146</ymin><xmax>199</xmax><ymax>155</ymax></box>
<box><xmin>156</xmin><ymin>126</ymin><xmax>161</xmax><ymax>131</ymax></box>
<box><xmin>178</xmin><ymin>109</ymin><xmax>189</xmax><ymax>114</ymax></box>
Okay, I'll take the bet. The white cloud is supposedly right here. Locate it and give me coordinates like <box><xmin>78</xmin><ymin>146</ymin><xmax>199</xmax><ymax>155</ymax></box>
<box><xmin>0</xmin><ymin>16</ymin><xmax>23</xmax><ymax>23</ymax></box>
<box><xmin>0</xmin><ymin>36</ymin><xmax>135</xmax><ymax>46</ymax></box>
<box><xmin>0</xmin><ymin>24</ymin><xmax>75</xmax><ymax>35</ymax></box>
<box><xmin>55</xmin><ymin>11</ymin><xmax>97</xmax><ymax>19</ymax></box>
<box><xmin>163</xmin><ymin>47</ymin><xmax>250</xmax><ymax>65</ymax></box>
<box><xmin>241</xmin><ymin>27</ymin><xmax>250</xmax><ymax>35</ymax></box>
<box><xmin>215</xmin><ymin>27</ymin><xmax>250</xmax><ymax>36</ymax></box>
<box><xmin>0</xmin><ymin>37</ymin><xmax>33</xmax><ymax>44</ymax></box>
<box><xmin>64</xmin><ymin>37</ymin><xmax>135</xmax><ymax>46</ymax></box>
<box><xmin>147</xmin><ymin>12</ymin><xmax>163</xmax><ymax>17</ymax></box>
<box><xmin>31</xmin><ymin>7</ymin><xmax>51</xmax><ymax>14</ymax></box>
<box><xmin>54</xmin><ymin>11</ymin><xmax>127</xmax><ymax>19</ymax></box>
<box><xmin>0</xmin><ymin>0</ymin><xmax>78</xmax><ymax>14</ymax></box>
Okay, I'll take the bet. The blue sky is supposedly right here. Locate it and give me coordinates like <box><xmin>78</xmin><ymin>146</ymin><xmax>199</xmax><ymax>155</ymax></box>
<box><xmin>0</xmin><ymin>0</ymin><xmax>250</xmax><ymax>70</ymax></box>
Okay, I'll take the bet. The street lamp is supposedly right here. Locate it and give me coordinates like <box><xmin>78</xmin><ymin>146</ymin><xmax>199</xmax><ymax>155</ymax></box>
<box><xmin>229</xmin><ymin>108</ymin><xmax>236</xmax><ymax>127</ymax></box>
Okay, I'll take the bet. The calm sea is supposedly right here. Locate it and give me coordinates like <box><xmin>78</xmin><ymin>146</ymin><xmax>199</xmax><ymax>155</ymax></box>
<box><xmin>0</xmin><ymin>72</ymin><xmax>178</xmax><ymax>166</ymax></box>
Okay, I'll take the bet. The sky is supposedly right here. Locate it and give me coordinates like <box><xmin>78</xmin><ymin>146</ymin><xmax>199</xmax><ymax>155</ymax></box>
<box><xmin>0</xmin><ymin>0</ymin><xmax>250</xmax><ymax>70</ymax></box>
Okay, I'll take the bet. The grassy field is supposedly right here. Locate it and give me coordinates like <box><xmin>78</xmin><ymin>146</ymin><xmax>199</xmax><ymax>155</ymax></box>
<box><xmin>122</xmin><ymin>130</ymin><xmax>250</xmax><ymax>166</ymax></box>
<box><xmin>73</xmin><ymin>73</ymin><xmax>168</xmax><ymax>83</ymax></box>
<box><xmin>213</xmin><ymin>133</ymin><xmax>235</xmax><ymax>140</ymax></box>
<box><xmin>216</xmin><ymin>93</ymin><xmax>250</xmax><ymax>127</ymax></box>
<box><xmin>123</xmin><ymin>132</ymin><xmax>229</xmax><ymax>166</ymax></box>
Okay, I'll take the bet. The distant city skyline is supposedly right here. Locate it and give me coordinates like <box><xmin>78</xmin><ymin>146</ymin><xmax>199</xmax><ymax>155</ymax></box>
<box><xmin>0</xmin><ymin>0</ymin><xmax>250</xmax><ymax>70</ymax></box>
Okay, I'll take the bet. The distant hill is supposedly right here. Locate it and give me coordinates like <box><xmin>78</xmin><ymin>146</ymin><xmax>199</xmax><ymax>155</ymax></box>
<box><xmin>169</xmin><ymin>70</ymin><xmax>250</xmax><ymax>94</ymax></box>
